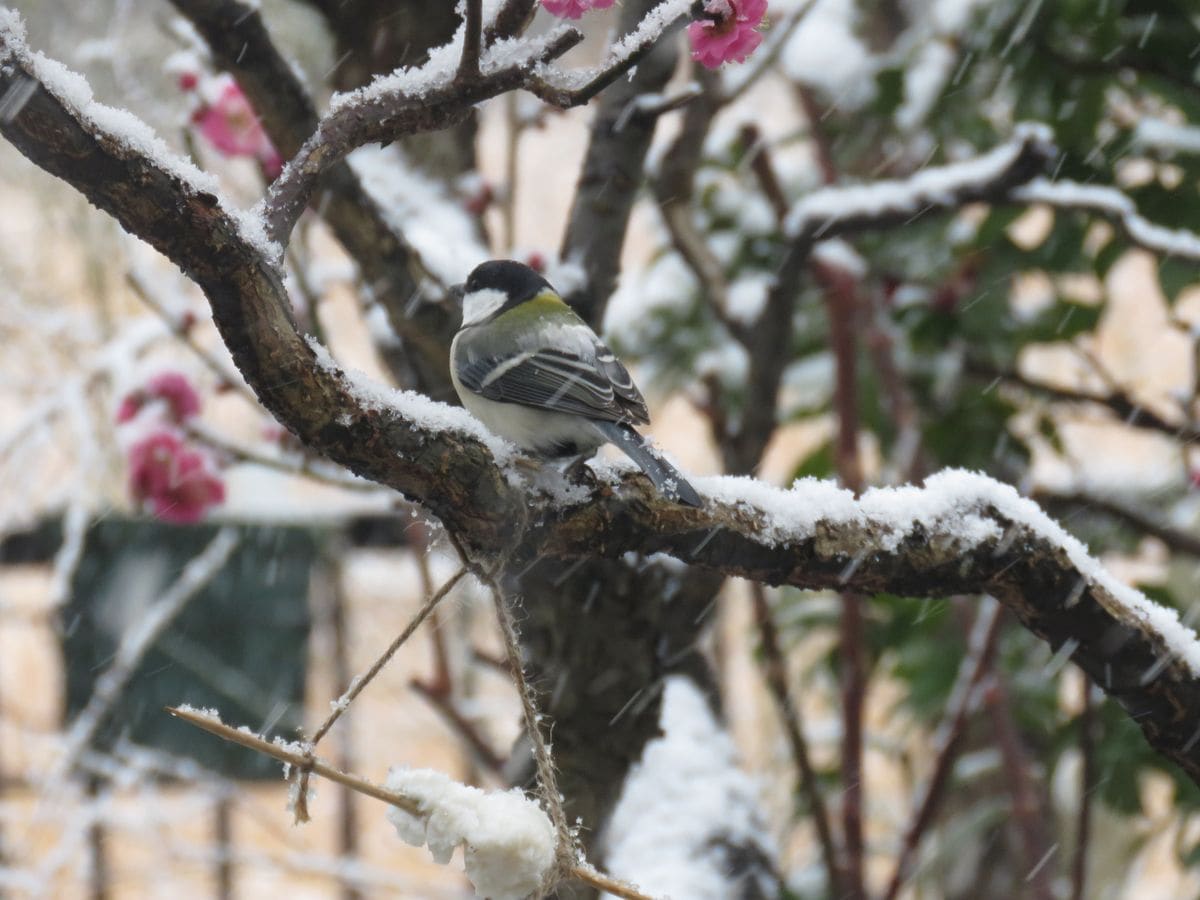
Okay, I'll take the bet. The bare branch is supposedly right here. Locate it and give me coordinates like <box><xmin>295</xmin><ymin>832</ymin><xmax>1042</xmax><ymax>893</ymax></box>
<box><xmin>965</xmin><ymin>356</ymin><xmax>1200</xmax><ymax>445</ymax></box>
<box><xmin>750</xmin><ymin>585</ymin><xmax>842</xmax><ymax>894</ymax></box>
<box><xmin>985</xmin><ymin>671</ymin><xmax>1056</xmax><ymax>899</ymax></box>
<box><xmin>167</xmin><ymin>705</ymin><xmax>422</xmax><ymax>813</ymax></box>
<box><xmin>1070</xmin><ymin>678</ymin><xmax>1097</xmax><ymax>900</ymax></box>
<box><xmin>483</xmin><ymin>573</ymin><xmax>576</xmax><ymax>875</ymax></box>
<box><xmin>166</xmin><ymin>706</ymin><xmax>660</xmax><ymax>899</ymax></box>
<box><xmin>459</xmin><ymin>0</ymin><xmax>484</xmax><ymax>81</ymax></box>
<box><xmin>312</xmin><ymin>569</ymin><xmax>467</xmax><ymax>748</ymax></box>
<box><xmin>292</xmin><ymin>567</ymin><xmax>467</xmax><ymax>821</ymax></box>
<box><xmin>409</xmin><ymin>679</ymin><xmax>507</xmax><ymax>774</ymax></box>
<box><xmin>882</xmin><ymin>598</ymin><xmax>1003</xmax><ymax>900</ymax></box>
<box><xmin>1036</xmin><ymin>489</ymin><xmax>1200</xmax><ymax>559</ymax></box>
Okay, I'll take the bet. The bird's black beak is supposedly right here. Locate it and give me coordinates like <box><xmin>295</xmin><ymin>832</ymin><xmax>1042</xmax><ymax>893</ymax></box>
<box><xmin>448</xmin><ymin>282</ymin><xmax>466</xmax><ymax>304</ymax></box>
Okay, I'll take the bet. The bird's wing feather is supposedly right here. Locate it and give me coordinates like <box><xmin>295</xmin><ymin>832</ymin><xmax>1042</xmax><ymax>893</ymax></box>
<box><xmin>457</xmin><ymin>346</ymin><xmax>649</xmax><ymax>425</ymax></box>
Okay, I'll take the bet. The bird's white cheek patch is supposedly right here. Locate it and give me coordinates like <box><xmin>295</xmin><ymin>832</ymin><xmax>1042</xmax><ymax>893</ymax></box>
<box><xmin>461</xmin><ymin>288</ymin><xmax>509</xmax><ymax>326</ymax></box>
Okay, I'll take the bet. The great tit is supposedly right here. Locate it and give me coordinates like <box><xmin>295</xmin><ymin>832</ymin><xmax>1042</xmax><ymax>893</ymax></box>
<box><xmin>450</xmin><ymin>260</ymin><xmax>702</xmax><ymax>507</ymax></box>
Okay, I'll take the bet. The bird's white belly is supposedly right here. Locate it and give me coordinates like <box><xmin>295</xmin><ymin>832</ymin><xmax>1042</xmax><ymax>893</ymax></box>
<box><xmin>452</xmin><ymin>366</ymin><xmax>603</xmax><ymax>457</ymax></box>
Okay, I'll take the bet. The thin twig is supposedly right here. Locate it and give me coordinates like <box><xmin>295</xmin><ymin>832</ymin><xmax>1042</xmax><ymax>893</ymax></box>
<box><xmin>750</xmin><ymin>584</ymin><xmax>842</xmax><ymax>894</ymax></box>
<box><xmin>1014</xmin><ymin>178</ymin><xmax>1200</xmax><ymax>263</ymax></box>
<box><xmin>458</xmin><ymin>0</ymin><xmax>483</xmax><ymax>81</ymax></box>
<box><xmin>965</xmin><ymin>357</ymin><xmax>1200</xmax><ymax>445</ymax></box>
<box><xmin>740</xmin><ymin>124</ymin><xmax>790</xmax><ymax>220</ymax></box>
<box><xmin>292</xmin><ymin>568</ymin><xmax>467</xmax><ymax>821</ymax></box>
<box><xmin>166</xmin><ymin>707</ymin><xmax>660</xmax><ymax>899</ymax></box>
<box><xmin>410</xmin><ymin>679</ymin><xmax>506</xmax><ymax>774</ymax></box>
<box><xmin>839</xmin><ymin>593</ymin><xmax>867</xmax><ymax>900</ymax></box>
<box><xmin>185</xmin><ymin>421</ymin><xmax>384</xmax><ymax>493</ymax></box>
<box><xmin>1035</xmin><ymin>489</ymin><xmax>1200</xmax><ymax>559</ymax></box>
<box><xmin>984</xmin><ymin>672</ymin><xmax>1056</xmax><ymax>900</ymax></box>
<box><xmin>262</xmin><ymin>28</ymin><xmax>583</xmax><ymax>246</ymax></box>
<box><xmin>166</xmin><ymin>706</ymin><xmax>421</xmax><ymax>814</ymax></box>
<box><xmin>817</xmin><ymin>214</ymin><xmax>869</xmax><ymax>900</ymax></box>
<box><xmin>882</xmin><ymin>598</ymin><xmax>1003</xmax><ymax>900</ymax></box>
<box><xmin>125</xmin><ymin>270</ymin><xmax>256</xmax><ymax>406</ymax></box>
<box><xmin>570</xmin><ymin>862</ymin><xmax>656</xmax><ymax>900</ymax></box>
<box><xmin>483</xmin><ymin>573</ymin><xmax>576</xmax><ymax>874</ymax></box>
<box><xmin>525</xmin><ymin>0</ymin><xmax>689</xmax><ymax>107</ymax></box>
<box><xmin>484</xmin><ymin>0</ymin><xmax>538</xmax><ymax>46</ymax></box>
<box><xmin>310</xmin><ymin>567</ymin><xmax>467</xmax><ymax>747</ymax></box>
<box><xmin>1071</xmin><ymin>677</ymin><xmax>1096</xmax><ymax>900</ymax></box>
<box><xmin>719</xmin><ymin>0</ymin><xmax>817</xmax><ymax>104</ymax></box>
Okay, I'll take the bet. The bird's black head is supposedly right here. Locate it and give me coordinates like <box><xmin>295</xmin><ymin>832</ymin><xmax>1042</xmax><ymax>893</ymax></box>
<box><xmin>464</xmin><ymin>260</ymin><xmax>553</xmax><ymax>304</ymax></box>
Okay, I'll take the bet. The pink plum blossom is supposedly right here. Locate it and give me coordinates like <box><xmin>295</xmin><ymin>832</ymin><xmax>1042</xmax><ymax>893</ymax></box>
<box><xmin>191</xmin><ymin>80</ymin><xmax>283</xmax><ymax>179</ymax></box>
<box><xmin>127</xmin><ymin>431</ymin><xmax>226</xmax><ymax>524</ymax></box>
<box><xmin>116</xmin><ymin>371</ymin><xmax>202</xmax><ymax>424</ymax></box>
<box><xmin>687</xmin><ymin>0</ymin><xmax>767</xmax><ymax>69</ymax></box>
<box><xmin>541</xmin><ymin>0</ymin><xmax>615</xmax><ymax>19</ymax></box>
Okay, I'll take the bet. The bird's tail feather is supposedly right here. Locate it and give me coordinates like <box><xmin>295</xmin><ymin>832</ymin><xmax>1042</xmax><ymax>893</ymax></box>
<box><xmin>594</xmin><ymin>421</ymin><xmax>702</xmax><ymax>507</ymax></box>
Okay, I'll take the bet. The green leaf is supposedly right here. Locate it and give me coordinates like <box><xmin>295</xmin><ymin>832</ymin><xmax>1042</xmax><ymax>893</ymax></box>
<box><xmin>1159</xmin><ymin>256</ymin><xmax>1200</xmax><ymax>305</ymax></box>
<box><xmin>791</xmin><ymin>439</ymin><xmax>835</xmax><ymax>480</ymax></box>
<box><xmin>1017</xmin><ymin>297</ymin><xmax>1104</xmax><ymax>343</ymax></box>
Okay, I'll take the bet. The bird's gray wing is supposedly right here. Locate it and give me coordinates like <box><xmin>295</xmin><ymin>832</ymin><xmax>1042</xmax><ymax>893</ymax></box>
<box><xmin>457</xmin><ymin>346</ymin><xmax>649</xmax><ymax>425</ymax></box>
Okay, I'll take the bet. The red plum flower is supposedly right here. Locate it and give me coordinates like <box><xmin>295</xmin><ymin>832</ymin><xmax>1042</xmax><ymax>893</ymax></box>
<box><xmin>116</xmin><ymin>371</ymin><xmax>202</xmax><ymax>424</ymax></box>
<box><xmin>688</xmin><ymin>0</ymin><xmax>767</xmax><ymax>69</ymax></box>
<box><xmin>127</xmin><ymin>431</ymin><xmax>226</xmax><ymax>524</ymax></box>
<box><xmin>191</xmin><ymin>79</ymin><xmax>283</xmax><ymax>179</ymax></box>
<box><xmin>542</xmin><ymin>0</ymin><xmax>615</xmax><ymax>19</ymax></box>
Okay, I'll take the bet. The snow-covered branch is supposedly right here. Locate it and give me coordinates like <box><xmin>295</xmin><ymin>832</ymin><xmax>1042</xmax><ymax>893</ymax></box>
<box><xmin>527</xmin><ymin>0</ymin><xmax>691</xmax><ymax>107</ymax></box>
<box><xmin>260</xmin><ymin>24</ymin><xmax>582</xmax><ymax>245</ymax></box>
<box><xmin>784</xmin><ymin>123</ymin><xmax>1056</xmax><ymax>243</ymax></box>
<box><xmin>538</xmin><ymin>468</ymin><xmax>1200</xmax><ymax>787</ymax></box>
<box><xmin>1014</xmin><ymin>177</ymin><xmax>1200</xmax><ymax>262</ymax></box>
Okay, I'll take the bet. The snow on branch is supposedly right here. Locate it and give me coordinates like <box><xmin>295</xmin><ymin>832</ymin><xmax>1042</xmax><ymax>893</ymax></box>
<box><xmin>540</xmin><ymin>468</ymin><xmax>1200</xmax><ymax>786</ymax></box>
<box><xmin>784</xmin><ymin>123</ymin><xmax>1056</xmax><ymax>243</ymax></box>
<box><xmin>1014</xmin><ymin>177</ymin><xmax>1200</xmax><ymax>262</ymax></box>
<box><xmin>0</xmin><ymin>9</ymin><xmax>279</xmax><ymax>261</ymax></box>
<box><xmin>527</xmin><ymin>0</ymin><xmax>692</xmax><ymax>106</ymax></box>
<box><xmin>0</xmin><ymin>27</ymin><xmax>524</xmax><ymax>544</ymax></box>
<box><xmin>166</xmin><ymin>706</ymin><xmax>657</xmax><ymax>900</ymax></box>
<box><xmin>260</xmin><ymin>23</ymin><xmax>583</xmax><ymax>245</ymax></box>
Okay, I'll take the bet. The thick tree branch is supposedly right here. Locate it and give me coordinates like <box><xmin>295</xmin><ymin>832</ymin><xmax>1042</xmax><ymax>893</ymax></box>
<box><xmin>0</xmin><ymin>38</ymin><xmax>517</xmax><ymax>544</ymax></box>
<box><xmin>533</xmin><ymin>470</ymin><xmax>1200</xmax><ymax>788</ymax></box>
<box><xmin>168</xmin><ymin>0</ymin><xmax>460</xmax><ymax>396</ymax></box>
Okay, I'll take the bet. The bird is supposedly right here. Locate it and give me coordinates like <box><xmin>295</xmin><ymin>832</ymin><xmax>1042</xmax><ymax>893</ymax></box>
<box><xmin>449</xmin><ymin>260</ymin><xmax>702</xmax><ymax>507</ymax></box>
